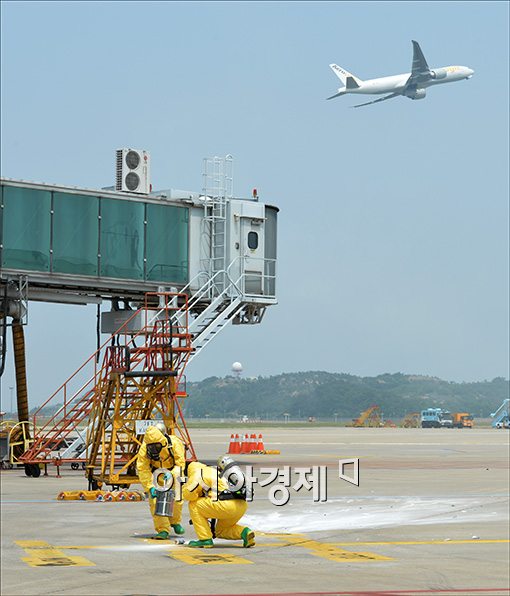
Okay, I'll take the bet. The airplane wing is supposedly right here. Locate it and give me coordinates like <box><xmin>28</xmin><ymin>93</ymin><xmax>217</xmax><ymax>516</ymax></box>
<box><xmin>406</xmin><ymin>40</ymin><xmax>433</xmax><ymax>87</ymax></box>
<box><xmin>351</xmin><ymin>92</ymin><xmax>401</xmax><ymax>108</ymax></box>
<box><xmin>326</xmin><ymin>91</ymin><xmax>345</xmax><ymax>100</ymax></box>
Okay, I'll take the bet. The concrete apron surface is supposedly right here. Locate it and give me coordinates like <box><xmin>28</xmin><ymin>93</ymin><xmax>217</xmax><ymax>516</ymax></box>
<box><xmin>1</xmin><ymin>427</ymin><xmax>509</xmax><ymax>596</ymax></box>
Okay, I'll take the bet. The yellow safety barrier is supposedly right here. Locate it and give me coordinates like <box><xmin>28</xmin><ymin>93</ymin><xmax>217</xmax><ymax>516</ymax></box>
<box><xmin>57</xmin><ymin>491</ymin><xmax>83</xmax><ymax>501</ymax></box>
<box><xmin>57</xmin><ymin>490</ymin><xmax>146</xmax><ymax>501</ymax></box>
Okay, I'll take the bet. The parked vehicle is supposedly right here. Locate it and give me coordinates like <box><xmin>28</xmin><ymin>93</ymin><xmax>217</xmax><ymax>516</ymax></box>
<box><xmin>452</xmin><ymin>412</ymin><xmax>474</xmax><ymax>428</ymax></box>
<box><xmin>421</xmin><ymin>408</ymin><xmax>453</xmax><ymax>428</ymax></box>
<box><xmin>439</xmin><ymin>411</ymin><xmax>453</xmax><ymax>428</ymax></box>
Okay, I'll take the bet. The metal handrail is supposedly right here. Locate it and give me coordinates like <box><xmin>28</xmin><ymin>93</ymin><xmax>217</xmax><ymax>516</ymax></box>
<box><xmin>29</xmin><ymin>294</ymin><xmax>192</xmax><ymax>438</ymax></box>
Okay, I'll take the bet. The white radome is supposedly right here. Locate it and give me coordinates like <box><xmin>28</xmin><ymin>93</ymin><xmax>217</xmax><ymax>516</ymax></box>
<box><xmin>232</xmin><ymin>362</ymin><xmax>243</xmax><ymax>373</ymax></box>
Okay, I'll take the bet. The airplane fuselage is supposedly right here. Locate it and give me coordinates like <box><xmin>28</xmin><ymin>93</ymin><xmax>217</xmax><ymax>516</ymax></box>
<box><xmin>328</xmin><ymin>41</ymin><xmax>474</xmax><ymax>107</ymax></box>
<box><xmin>346</xmin><ymin>65</ymin><xmax>473</xmax><ymax>96</ymax></box>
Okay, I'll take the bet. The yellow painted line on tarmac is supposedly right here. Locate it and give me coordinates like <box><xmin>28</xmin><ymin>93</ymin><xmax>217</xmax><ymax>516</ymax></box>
<box><xmin>306</xmin><ymin>543</ymin><xmax>392</xmax><ymax>563</ymax></box>
<box><xmin>330</xmin><ymin>539</ymin><xmax>510</xmax><ymax>546</ymax></box>
<box><xmin>169</xmin><ymin>549</ymin><xmax>253</xmax><ymax>565</ymax></box>
<box><xmin>268</xmin><ymin>533</ymin><xmax>393</xmax><ymax>562</ymax></box>
<box><xmin>16</xmin><ymin>540</ymin><xmax>95</xmax><ymax>567</ymax></box>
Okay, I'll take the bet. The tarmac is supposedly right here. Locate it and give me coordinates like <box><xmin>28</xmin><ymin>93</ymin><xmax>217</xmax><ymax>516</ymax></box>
<box><xmin>1</xmin><ymin>426</ymin><xmax>509</xmax><ymax>596</ymax></box>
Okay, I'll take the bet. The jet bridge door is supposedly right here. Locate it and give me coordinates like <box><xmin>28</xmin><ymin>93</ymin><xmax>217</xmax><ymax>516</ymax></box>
<box><xmin>241</xmin><ymin>215</ymin><xmax>265</xmax><ymax>295</ymax></box>
<box><xmin>229</xmin><ymin>201</ymin><xmax>265</xmax><ymax>296</ymax></box>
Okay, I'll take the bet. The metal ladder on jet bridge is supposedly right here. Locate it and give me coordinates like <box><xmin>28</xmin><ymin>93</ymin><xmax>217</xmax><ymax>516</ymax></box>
<box><xmin>202</xmin><ymin>156</ymin><xmax>232</xmax><ymax>297</ymax></box>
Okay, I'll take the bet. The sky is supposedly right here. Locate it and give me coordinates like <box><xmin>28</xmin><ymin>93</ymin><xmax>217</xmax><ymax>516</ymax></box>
<box><xmin>1</xmin><ymin>1</ymin><xmax>509</xmax><ymax>409</ymax></box>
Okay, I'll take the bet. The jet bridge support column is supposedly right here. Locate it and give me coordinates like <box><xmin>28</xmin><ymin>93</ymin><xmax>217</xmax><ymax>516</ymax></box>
<box><xmin>12</xmin><ymin>320</ymin><xmax>29</xmax><ymax>424</ymax></box>
<box><xmin>0</xmin><ymin>280</ymin><xmax>29</xmax><ymax>421</ymax></box>
<box><xmin>0</xmin><ymin>279</ymin><xmax>33</xmax><ymax>471</ymax></box>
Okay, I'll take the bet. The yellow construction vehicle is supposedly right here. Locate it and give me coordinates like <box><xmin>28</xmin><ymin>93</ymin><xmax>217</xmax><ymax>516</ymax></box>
<box><xmin>348</xmin><ymin>405</ymin><xmax>382</xmax><ymax>427</ymax></box>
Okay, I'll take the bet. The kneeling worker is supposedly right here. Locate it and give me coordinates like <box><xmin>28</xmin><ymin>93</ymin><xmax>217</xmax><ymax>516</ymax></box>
<box><xmin>137</xmin><ymin>423</ymin><xmax>186</xmax><ymax>540</ymax></box>
<box><xmin>182</xmin><ymin>456</ymin><xmax>255</xmax><ymax>548</ymax></box>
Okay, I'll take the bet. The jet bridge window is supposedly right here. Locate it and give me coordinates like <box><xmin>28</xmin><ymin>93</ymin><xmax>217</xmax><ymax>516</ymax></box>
<box><xmin>52</xmin><ymin>192</ymin><xmax>99</xmax><ymax>276</ymax></box>
<box><xmin>1</xmin><ymin>184</ymin><xmax>51</xmax><ymax>272</ymax></box>
<box><xmin>248</xmin><ymin>231</ymin><xmax>259</xmax><ymax>250</ymax></box>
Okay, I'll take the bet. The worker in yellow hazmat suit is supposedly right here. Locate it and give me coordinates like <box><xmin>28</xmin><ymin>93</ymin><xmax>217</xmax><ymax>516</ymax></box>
<box><xmin>182</xmin><ymin>458</ymin><xmax>255</xmax><ymax>548</ymax></box>
<box><xmin>137</xmin><ymin>424</ymin><xmax>186</xmax><ymax>540</ymax></box>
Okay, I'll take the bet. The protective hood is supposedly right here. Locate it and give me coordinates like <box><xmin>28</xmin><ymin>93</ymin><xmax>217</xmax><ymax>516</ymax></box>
<box><xmin>187</xmin><ymin>461</ymin><xmax>206</xmax><ymax>475</ymax></box>
<box><xmin>144</xmin><ymin>425</ymin><xmax>168</xmax><ymax>447</ymax></box>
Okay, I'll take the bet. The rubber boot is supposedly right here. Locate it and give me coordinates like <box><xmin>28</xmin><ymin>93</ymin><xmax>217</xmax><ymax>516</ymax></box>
<box><xmin>188</xmin><ymin>538</ymin><xmax>214</xmax><ymax>548</ymax></box>
<box><xmin>171</xmin><ymin>524</ymin><xmax>185</xmax><ymax>535</ymax></box>
<box><xmin>241</xmin><ymin>527</ymin><xmax>255</xmax><ymax>548</ymax></box>
<box><xmin>152</xmin><ymin>531</ymin><xmax>169</xmax><ymax>540</ymax></box>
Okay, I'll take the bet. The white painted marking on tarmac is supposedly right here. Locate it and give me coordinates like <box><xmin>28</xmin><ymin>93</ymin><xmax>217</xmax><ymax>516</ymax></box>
<box><xmin>242</xmin><ymin>497</ymin><xmax>509</xmax><ymax>533</ymax></box>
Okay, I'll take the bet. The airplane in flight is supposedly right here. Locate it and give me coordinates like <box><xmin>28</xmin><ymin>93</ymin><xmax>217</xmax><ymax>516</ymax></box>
<box><xmin>327</xmin><ymin>40</ymin><xmax>474</xmax><ymax>108</ymax></box>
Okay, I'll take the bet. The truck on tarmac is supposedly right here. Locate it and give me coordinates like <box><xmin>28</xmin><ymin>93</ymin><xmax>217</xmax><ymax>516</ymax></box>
<box><xmin>452</xmin><ymin>412</ymin><xmax>474</xmax><ymax>428</ymax></box>
<box><xmin>421</xmin><ymin>408</ymin><xmax>453</xmax><ymax>428</ymax></box>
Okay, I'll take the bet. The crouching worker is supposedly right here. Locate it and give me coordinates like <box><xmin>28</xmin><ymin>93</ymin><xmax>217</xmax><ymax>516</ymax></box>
<box><xmin>182</xmin><ymin>456</ymin><xmax>255</xmax><ymax>548</ymax></box>
<box><xmin>137</xmin><ymin>423</ymin><xmax>186</xmax><ymax>540</ymax></box>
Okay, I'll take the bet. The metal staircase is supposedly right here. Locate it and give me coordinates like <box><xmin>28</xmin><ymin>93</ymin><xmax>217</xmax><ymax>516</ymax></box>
<box><xmin>19</xmin><ymin>253</ymin><xmax>276</xmax><ymax>475</ymax></box>
<box><xmin>491</xmin><ymin>399</ymin><xmax>510</xmax><ymax>428</ymax></box>
<box><xmin>19</xmin><ymin>294</ymin><xmax>195</xmax><ymax>478</ymax></box>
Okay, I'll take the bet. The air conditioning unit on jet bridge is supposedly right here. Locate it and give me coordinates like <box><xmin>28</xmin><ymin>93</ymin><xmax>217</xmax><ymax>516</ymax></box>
<box><xmin>116</xmin><ymin>148</ymin><xmax>151</xmax><ymax>194</ymax></box>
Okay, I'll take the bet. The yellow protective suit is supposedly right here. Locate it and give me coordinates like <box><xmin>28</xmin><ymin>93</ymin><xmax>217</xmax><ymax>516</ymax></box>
<box><xmin>182</xmin><ymin>462</ymin><xmax>248</xmax><ymax>541</ymax></box>
<box><xmin>137</xmin><ymin>426</ymin><xmax>185</xmax><ymax>533</ymax></box>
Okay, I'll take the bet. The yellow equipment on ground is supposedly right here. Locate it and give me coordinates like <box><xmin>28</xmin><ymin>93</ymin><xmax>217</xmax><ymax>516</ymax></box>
<box><xmin>348</xmin><ymin>405</ymin><xmax>382</xmax><ymax>427</ymax></box>
<box><xmin>57</xmin><ymin>490</ymin><xmax>146</xmax><ymax>501</ymax></box>
<box><xmin>401</xmin><ymin>412</ymin><xmax>420</xmax><ymax>428</ymax></box>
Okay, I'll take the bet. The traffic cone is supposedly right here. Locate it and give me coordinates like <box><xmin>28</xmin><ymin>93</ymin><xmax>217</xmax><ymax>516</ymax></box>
<box><xmin>228</xmin><ymin>434</ymin><xmax>236</xmax><ymax>454</ymax></box>
<box><xmin>240</xmin><ymin>434</ymin><xmax>250</xmax><ymax>454</ymax></box>
<box><xmin>256</xmin><ymin>434</ymin><xmax>265</xmax><ymax>452</ymax></box>
<box><xmin>249</xmin><ymin>433</ymin><xmax>257</xmax><ymax>452</ymax></box>
<box><xmin>234</xmin><ymin>434</ymin><xmax>241</xmax><ymax>454</ymax></box>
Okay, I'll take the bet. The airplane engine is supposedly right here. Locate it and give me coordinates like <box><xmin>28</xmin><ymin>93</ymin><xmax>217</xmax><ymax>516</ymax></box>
<box><xmin>430</xmin><ymin>68</ymin><xmax>448</xmax><ymax>80</ymax></box>
<box><xmin>406</xmin><ymin>88</ymin><xmax>427</xmax><ymax>100</ymax></box>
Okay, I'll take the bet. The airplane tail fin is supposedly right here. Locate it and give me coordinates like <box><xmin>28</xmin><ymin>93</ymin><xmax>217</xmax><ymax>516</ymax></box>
<box><xmin>329</xmin><ymin>64</ymin><xmax>363</xmax><ymax>88</ymax></box>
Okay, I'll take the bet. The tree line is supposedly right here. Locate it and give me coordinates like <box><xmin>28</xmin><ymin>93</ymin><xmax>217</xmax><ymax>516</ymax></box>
<box><xmin>182</xmin><ymin>372</ymin><xmax>509</xmax><ymax>420</ymax></box>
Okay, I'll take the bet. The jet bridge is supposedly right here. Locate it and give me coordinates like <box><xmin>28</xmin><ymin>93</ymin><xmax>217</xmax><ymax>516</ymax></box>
<box><xmin>0</xmin><ymin>154</ymin><xmax>278</xmax><ymax>475</ymax></box>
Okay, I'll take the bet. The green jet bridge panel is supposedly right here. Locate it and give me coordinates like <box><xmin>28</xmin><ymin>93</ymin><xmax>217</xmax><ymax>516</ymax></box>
<box><xmin>0</xmin><ymin>179</ymin><xmax>189</xmax><ymax>303</ymax></box>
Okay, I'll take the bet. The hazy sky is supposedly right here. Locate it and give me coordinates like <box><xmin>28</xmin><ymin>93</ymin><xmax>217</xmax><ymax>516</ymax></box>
<box><xmin>1</xmin><ymin>2</ymin><xmax>509</xmax><ymax>409</ymax></box>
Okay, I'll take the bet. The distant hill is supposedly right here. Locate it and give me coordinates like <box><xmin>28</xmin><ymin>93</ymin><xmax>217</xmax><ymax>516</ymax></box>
<box><xmin>17</xmin><ymin>372</ymin><xmax>507</xmax><ymax>422</ymax></box>
<box><xmin>183</xmin><ymin>372</ymin><xmax>509</xmax><ymax>420</ymax></box>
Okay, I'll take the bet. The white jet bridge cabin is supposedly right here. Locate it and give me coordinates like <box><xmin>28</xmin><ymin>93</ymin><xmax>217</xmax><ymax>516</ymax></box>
<box><xmin>0</xmin><ymin>152</ymin><xmax>278</xmax><ymax>487</ymax></box>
